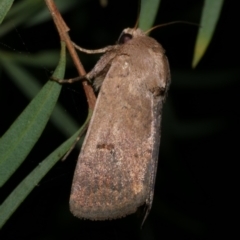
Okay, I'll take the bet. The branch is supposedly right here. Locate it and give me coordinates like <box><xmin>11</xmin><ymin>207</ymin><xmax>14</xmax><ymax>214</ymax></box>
<box><xmin>45</xmin><ymin>0</ymin><xmax>96</xmax><ymax>110</ymax></box>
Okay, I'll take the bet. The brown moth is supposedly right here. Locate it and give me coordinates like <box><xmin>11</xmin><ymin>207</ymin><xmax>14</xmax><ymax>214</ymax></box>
<box><xmin>69</xmin><ymin>27</ymin><xmax>170</xmax><ymax>223</ymax></box>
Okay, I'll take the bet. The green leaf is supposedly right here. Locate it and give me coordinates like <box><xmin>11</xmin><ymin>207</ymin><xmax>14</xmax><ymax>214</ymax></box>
<box><xmin>0</xmin><ymin>42</ymin><xmax>66</xmax><ymax>187</ymax></box>
<box><xmin>25</xmin><ymin>0</ymin><xmax>79</xmax><ymax>28</ymax></box>
<box><xmin>0</xmin><ymin>50</ymin><xmax>60</xmax><ymax>67</ymax></box>
<box><xmin>0</xmin><ymin>0</ymin><xmax>81</xmax><ymax>37</ymax></box>
<box><xmin>0</xmin><ymin>50</ymin><xmax>79</xmax><ymax>137</ymax></box>
<box><xmin>192</xmin><ymin>0</ymin><xmax>224</xmax><ymax>67</ymax></box>
<box><xmin>139</xmin><ymin>0</ymin><xmax>161</xmax><ymax>31</ymax></box>
<box><xmin>0</xmin><ymin>0</ymin><xmax>14</xmax><ymax>24</ymax></box>
<box><xmin>0</xmin><ymin>111</ymin><xmax>91</xmax><ymax>228</ymax></box>
<box><xmin>0</xmin><ymin>0</ymin><xmax>43</xmax><ymax>37</ymax></box>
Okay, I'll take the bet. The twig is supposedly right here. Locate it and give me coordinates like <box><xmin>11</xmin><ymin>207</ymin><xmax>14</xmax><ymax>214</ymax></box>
<box><xmin>45</xmin><ymin>0</ymin><xmax>96</xmax><ymax>110</ymax></box>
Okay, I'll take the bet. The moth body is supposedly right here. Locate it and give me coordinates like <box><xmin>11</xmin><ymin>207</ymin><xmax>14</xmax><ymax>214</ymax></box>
<box><xmin>70</xmin><ymin>28</ymin><xmax>170</xmax><ymax>222</ymax></box>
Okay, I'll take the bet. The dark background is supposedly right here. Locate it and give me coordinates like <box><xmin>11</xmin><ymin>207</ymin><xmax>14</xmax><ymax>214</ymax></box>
<box><xmin>0</xmin><ymin>0</ymin><xmax>238</xmax><ymax>239</ymax></box>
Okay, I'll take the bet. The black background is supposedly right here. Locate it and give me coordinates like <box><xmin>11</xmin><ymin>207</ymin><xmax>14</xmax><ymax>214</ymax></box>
<box><xmin>0</xmin><ymin>0</ymin><xmax>238</xmax><ymax>239</ymax></box>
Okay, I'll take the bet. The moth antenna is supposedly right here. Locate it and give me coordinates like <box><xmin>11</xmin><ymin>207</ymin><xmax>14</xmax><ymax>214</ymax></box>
<box><xmin>134</xmin><ymin>15</ymin><xmax>140</xmax><ymax>29</ymax></box>
<box><xmin>133</xmin><ymin>0</ymin><xmax>141</xmax><ymax>29</ymax></box>
<box><xmin>144</xmin><ymin>21</ymin><xmax>199</xmax><ymax>35</ymax></box>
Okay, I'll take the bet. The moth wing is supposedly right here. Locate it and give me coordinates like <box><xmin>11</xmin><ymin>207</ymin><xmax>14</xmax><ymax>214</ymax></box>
<box><xmin>70</xmin><ymin>43</ymin><xmax>169</xmax><ymax>221</ymax></box>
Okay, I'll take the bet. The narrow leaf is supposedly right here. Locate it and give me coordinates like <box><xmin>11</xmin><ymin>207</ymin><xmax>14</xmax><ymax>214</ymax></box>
<box><xmin>0</xmin><ymin>0</ymin><xmax>43</xmax><ymax>37</ymax></box>
<box><xmin>192</xmin><ymin>0</ymin><xmax>224</xmax><ymax>67</ymax></box>
<box><xmin>0</xmin><ymin>0</ymin><xmax>14</xmax><ymax>24</ymax></box>
<box><xmin>0</xmin><ymin>42</ymin><xmax>66</xmax><ymax>187</ymax></box>
<box><xmin>1</xmin><ymin>62</ymin><xmax>79</xmax><ymax>137</ymax></box>
<box><xmin>0</xmin><ymin>51</ymin><xmax>79</xmax><ymax>137</ymax></box>
<box><xmin>0</xmin><ymin>111</ymin><xmax>91</xmax><ymax>228</ymax></box>
<box><xmin>139</xmin><ymin>0</ymin><xmax>161</xmax><ymax>31</ymax></box>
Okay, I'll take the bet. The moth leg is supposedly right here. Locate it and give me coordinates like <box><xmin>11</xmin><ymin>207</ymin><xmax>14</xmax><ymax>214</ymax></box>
<box><xmin>72</xmin><ymin>41</ymin><xmax>115</xmax><ymax>54</ymax></box>
<box><xmin>50</xmin><ymin>75</ymin><xmax>91</xmax><ymax>84</ymax></box>
<box><xmin>83</xmin><ymin>52</ymin><xmax>118</xmax><ymax>90</ymax></box>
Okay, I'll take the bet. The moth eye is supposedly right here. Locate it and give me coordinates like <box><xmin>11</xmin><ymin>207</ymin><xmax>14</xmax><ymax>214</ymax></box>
<box><xmin>118</xmin><ymin>33</ymin><xmax>133</xmax><ymax>44</ymax></box>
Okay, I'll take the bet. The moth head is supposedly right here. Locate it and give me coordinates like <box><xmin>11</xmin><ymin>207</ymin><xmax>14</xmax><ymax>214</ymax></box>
<box><xmin>117</xmin><ymin>28</ymin><xmax>145</xmax><ymax>45</ymax></box>
<box><xmin>117</xmin><ymin>21</ymin><xmax>198</xmax><ymax>45</ymax></box>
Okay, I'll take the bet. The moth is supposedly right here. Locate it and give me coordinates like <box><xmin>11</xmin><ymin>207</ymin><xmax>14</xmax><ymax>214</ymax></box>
<box><xmin>69</xmin><ymin>27</ymin><xmax>170</xmax><ymax>224</ymax></box>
